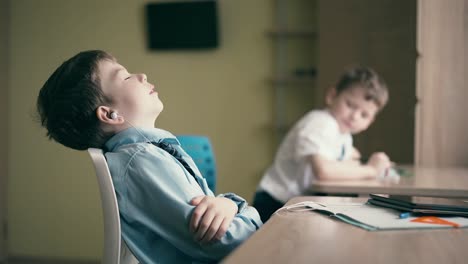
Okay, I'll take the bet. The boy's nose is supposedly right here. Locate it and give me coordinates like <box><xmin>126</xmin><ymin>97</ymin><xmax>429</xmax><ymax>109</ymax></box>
<box><xmin>138</xmin><ymin>73</ymin><xmax>147</xmax><ymax>82</ymax></box>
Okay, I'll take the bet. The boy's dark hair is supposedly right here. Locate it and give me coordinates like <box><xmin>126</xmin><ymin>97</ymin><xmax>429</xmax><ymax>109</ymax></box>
<box><xmin>37</xmin><ymin>50</ymin><xmax>115</xmax><ymax>150</ymax></box>
<box><xmin>335</xmin><ymin>66</ymin><xmax>388</xmax><ymax>108</ymax></box>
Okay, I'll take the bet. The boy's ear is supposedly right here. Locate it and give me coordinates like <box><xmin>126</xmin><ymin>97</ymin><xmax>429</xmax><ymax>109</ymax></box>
<box><xmin>96</xmin><ymin>106</ymin><xmax>124</xmax><ymax>124</ymax></box>
<box><xmin>325</xmin><ymin>87</ymin><xmax>337</xmax><ymax>106</ymax></box>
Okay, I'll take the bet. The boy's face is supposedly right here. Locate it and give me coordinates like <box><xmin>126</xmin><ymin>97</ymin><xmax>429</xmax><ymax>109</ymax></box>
<box><xmin>98</xmin><ymin>59</ymin><xmax>163</xmax><ymax>126</ymax></box>
<box><xmin>326</xmin><ymin>86</ymin><xmax>379</xmax><ymax>134</ymax></box>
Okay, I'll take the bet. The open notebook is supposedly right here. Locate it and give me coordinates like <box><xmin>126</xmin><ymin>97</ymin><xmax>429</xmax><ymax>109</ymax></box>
<box><xmin>287</xmin><ymin>200</ymin><xmax>468</xmax><ymax>231</ymax></box>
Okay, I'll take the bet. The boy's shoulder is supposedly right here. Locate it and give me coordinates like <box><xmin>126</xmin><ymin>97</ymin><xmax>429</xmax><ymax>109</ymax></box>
<box><xmin>295</xmin><ymin>109</ymin><xmax>340</xmax><ymax>136</ymax></box>
<box><xmin>298</xmin><ymin>109</ymin><xmax>336</xmax><ymax>126</ymax></box>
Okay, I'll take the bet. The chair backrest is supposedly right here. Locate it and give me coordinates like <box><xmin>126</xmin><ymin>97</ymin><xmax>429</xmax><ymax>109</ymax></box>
<box><xmin>176</xmin><ymin>135</ymin><xmax>217</xmax><ymax>193</ymax></box>
<box><xmin>87</xmin><ymin>148</ymin><xmax>138</xmax><ymax>264</ymax></box>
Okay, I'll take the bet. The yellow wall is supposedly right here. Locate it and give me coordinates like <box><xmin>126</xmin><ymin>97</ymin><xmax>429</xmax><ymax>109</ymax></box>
<box><xmin>8</xmin><ymin>0</ymin><xmax>274</xmax><ymax>259</ymax></box>
<box><xmin>1</xmin><ymin>0</ymin><xmax>9</xmax><ymax>260</ymax></box>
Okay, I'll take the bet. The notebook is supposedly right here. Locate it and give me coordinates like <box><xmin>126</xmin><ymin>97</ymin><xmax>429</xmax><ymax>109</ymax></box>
<box><xmin>287</xmin><ymin>200</ymin><xmax>468</xmax><ymax>231</ymax></box>
<box><xmin>368</xmin><ymin>194</ymin><xmax>468</xmax><ymax>216</ymax></box>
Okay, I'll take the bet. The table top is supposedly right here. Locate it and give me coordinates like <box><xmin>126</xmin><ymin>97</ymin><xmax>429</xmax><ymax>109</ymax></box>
<box><xmin>310</xmin><ymin>166</ymin><xmax>468</xmax><ymax>198</ymax></box>
<box><xmin>222</xmin><ymin>196</ymin><xmax>468</xmax><ymax>264</ymax></box>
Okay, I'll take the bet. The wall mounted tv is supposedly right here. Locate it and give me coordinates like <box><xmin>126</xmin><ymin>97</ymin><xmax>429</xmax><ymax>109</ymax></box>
<box><xmin>146</xmin><ymin>1</ymin><xmax>219</xmax><ymax>50</ymax></box>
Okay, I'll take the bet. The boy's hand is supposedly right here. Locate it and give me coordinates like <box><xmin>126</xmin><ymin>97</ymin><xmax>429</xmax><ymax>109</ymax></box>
<box><xmin>189</xmin><ymin>195</ymin><xmax>237</xmax><ymax>244</ymax></box>
<box><xmin>367</xmin><ymin>152</ymin><xmax>391</xmax><ymax>176</ymax></box>
<box><xmin>351</xmin><ymin>147</ymin><xmax>361</xmax><ymax>160</ymax></box>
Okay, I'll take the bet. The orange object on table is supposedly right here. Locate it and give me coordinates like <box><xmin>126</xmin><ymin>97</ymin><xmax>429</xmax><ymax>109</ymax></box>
<box><xmin>411</xmin><ymin>216</ymin><xmax>460</xmax><ymax>228</ymax></box>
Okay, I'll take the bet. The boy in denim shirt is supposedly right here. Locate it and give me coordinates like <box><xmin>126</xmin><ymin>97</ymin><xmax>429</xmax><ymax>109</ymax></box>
<box><xmin>37</xmin><ymin>50</ymin><xmax>262</xmax><ymax>263</ymax></box>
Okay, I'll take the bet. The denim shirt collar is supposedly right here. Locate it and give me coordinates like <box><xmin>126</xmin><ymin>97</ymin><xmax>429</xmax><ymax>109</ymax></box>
<box><xmin>104</xmin><ymin>127</ymin><xmax>179</xmax><ymax>151</ymax></box>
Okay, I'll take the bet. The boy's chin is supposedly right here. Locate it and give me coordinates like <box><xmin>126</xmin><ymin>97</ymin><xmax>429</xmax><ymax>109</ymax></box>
<box><xmin>350</xmin><ymin>129</ymin><xmax>365</xmax><ymax>135</ymax></box>
<box><xmin>338</xmin><ymin>126</ymin><xmax>352</xmax><ymax>134</ymax></box>
<box><xmin>155</xmin><ymin>103</ymin><xmax>164</xmax><ymax>113</ymax></box>
<box><xmin>341</xmin><ymin>128</ymin><xmax>359</xmax><ymax>135</ymax></box>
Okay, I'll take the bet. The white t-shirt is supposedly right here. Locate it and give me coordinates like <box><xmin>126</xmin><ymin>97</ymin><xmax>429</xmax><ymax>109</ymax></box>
<box><xmin>258</xmin><ymin>109</ymin><xmax>353</xmax><ymax>203</ymax></box>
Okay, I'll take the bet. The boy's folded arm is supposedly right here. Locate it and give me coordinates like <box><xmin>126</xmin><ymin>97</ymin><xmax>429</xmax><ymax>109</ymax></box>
<box><xmin>125</xmin><ymin>150</ymin><xmax>262</xmax><ymax>261</ymax></box>
<box><xmin>189</xmin><ymin>195</ymin><xmax>238</xmax><ymax>243</ymax></box>
<box><xmin>186</xmin><ymin>195</ymin><xmax>262</xmax><ymax>258</ymax></box>
<box><xmin>196</xmin><ymin>205</ymin><xmax>262</xmax><ymax>258</ymax></box>
<box><xmin>310</xmin><ymin>154</ymin><xmax>377</xmax><ymax>180</ymax></box>
<box><xmin>185</xmin><ymin>193</ymin><xmax>262</xmax><ymax>258</ymax></box>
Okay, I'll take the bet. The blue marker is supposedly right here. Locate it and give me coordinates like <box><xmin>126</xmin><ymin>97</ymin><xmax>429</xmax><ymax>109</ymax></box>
<box><xmin>399</xmin><ymin>212</ymin><xmax>411</xmax><ymax>219</ymax></box>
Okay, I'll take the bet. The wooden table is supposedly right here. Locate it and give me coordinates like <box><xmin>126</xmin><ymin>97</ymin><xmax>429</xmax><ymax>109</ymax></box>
<box><xmin>310</xmin><ymin>166</ymin><xmax>468</xmax><ymax>198</ymax></box>
<box><xmin>222</xmin><ymin>196</ymin><xmax>468</xmax><ymax>264</ymax></box>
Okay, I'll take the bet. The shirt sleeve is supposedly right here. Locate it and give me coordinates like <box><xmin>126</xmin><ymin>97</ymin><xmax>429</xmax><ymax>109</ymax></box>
<box><xmin>294</xmin><ymin>112</ymin><xmax>339</xmax><ymax>161</ymax></box>
<box><xmin>217</xmin><ymin>192</ymin><xmax>248</xmax><ymax>213</ymax></box>
<box><xmin>122</xmin><ymin>146</ymin><xmax>262</xmax><ymax>262</ymax></box>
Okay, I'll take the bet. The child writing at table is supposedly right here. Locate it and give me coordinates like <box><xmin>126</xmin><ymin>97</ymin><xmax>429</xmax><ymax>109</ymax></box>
<box><xmin>36</xmin><ymin>50</ymin><xmax>262</xmax><ymax>263</ymax></box>
<box><xmin>253</xmin><ymin>66</ymin><xmax>393</xmax><ymax>222</ymax></box>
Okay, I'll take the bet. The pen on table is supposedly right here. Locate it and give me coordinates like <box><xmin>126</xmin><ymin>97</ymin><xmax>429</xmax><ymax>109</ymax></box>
<box><xmin>399</xmin><ymin>212</ymin><xmax>411</xmax><ymax>219</ymax></box>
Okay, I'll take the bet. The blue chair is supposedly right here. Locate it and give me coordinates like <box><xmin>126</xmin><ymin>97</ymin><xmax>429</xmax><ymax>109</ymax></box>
<box><xmin>176</xmin><ymin>135</ymin><xmax>217</xmax><ymax>193</ymax></box>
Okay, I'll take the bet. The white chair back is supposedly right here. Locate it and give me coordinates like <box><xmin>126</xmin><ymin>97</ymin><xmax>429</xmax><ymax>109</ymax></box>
<box><xmin>87</xmin><ymin>148</ymin><xmax>138</xmax><ymax>264</ymax></box>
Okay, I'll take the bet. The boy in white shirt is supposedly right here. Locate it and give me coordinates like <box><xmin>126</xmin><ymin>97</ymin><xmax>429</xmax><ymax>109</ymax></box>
<box><xmin>253</xmin><ymin>66</ymin><xmax>392</xmax><ymax>222</ymax></box>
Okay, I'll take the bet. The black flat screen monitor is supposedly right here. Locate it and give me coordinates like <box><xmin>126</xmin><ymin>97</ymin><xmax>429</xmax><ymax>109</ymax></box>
<box><xmin>146</xmin><ymin>1</ymin><xmax>219</xmax><ymax>50</ymax></box>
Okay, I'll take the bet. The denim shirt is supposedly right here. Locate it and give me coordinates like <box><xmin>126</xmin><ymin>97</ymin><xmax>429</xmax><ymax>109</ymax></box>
<box><xmin>104</xmin><ymin>127</ymin><xmax>262</xmax><ymax>264</ymax></box>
